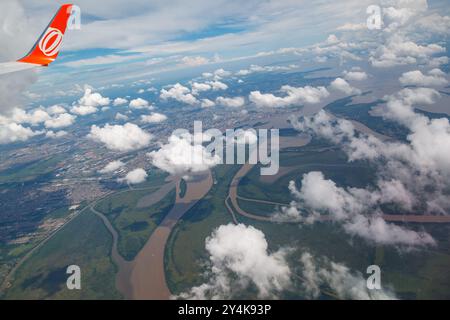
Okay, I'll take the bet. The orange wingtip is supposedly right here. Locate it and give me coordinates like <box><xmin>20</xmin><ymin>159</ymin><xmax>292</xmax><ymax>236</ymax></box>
<box><xmin>18</xmin><ymin>4</ymin><xmax>73</xmax><ymax>66</ymax></box>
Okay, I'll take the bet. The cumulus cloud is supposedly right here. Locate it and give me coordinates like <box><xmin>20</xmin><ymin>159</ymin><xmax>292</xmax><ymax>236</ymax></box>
<box><xmin>0</xmin><ymin>0</ymin><xmax>39</xmax><ymax>116</ymax></box>
<box><xmin>343</xmin><ymin>70</ymin><xmax>368</xmax><ymax>81</ymax></box>
<box><xmin>88</xmin><ymin>123</ymin><xmax>152</xmax><ymax>151</ymax></box>
<box><xmin>236</xmin><ymin>64</ymin><xmax>298</xmax><ymax>76</ymax></box>
<box><xmin>99</xmin><ymin>160</ymin><xmax>125</xmax><ymax>174</ymax></box>
<box><xmin>382</xmin><ymin>0</ymin><xmax>428</xmax><ymax>32</ymax></box>
<box><xmin>329</xmin><ymin>78</ymin><xmax>362</xmax><ymax>95</ymax></box>
<box><xmin>141</xmin><ymin>112</ymin><xmax>168</xmax><ymax>123</ymax></box>
<box><xmin>129</xmin><ymin>98</ymin><xmax>151</xmax><ymax>109</ymax></box>
<box><xmin>284</xmin><ymin>86</ymin><xmax>450</xmax><ymax>245</ymax></box>
<box><xmin>160</xmin><ymin>83</ymin><xmax>198</xmax><ymax>105</ymax></box>
<box><xmin>119</xmin><ymin>168</ymin><xmax>148</xmax><ymax>184</ymax></box>
<box><xmin>176</xmin><ymin>224</ymin><xmax>291</xmax><ymax>299</ymax></box>
<box><xmin>300</xmin><ymin>252</ymin><xmax>396</xmax><ymax>300</ymax></box>
<box><xmin>249</xmin><ymin>85</ymin><xmax>329</xmax><ymax>108</ymax></box>
<box><xmin>46</xmin><ymin>105</ymin><xmax>67</xmax><ymax>115</ymax></box>
<box><xmin>190</xmin><ymin>80</ymin><xmax>227</xmax><ymax>95</ymax></box>
<box><xmin>10</xmin><ymin>107</ymin><xmax>50</xmax><ymax>125</ymax></box>
<box><xmin>0</xmin><ymin>122</ymin><xmax>42</xmax><ymax>144</ymax></box>
<box><xmin>191</xmin><ymin>82</ymin><xmax>211</xmax><ymax>95</ymax></box>
<box><xmin>70</xmin><ymin>105</ymin><xmax>98</xmax><ymax>116</ymax></box>
<box><xmin>369</xmin><ymin>35</ymin><xmax>445</xmax><ymax>68</ymax></box>
<box><xmin>399</xmin><ymin>69</ymin><xmax>448</xmax><ymax>87</ymax></box>
<box><xmin>215</xmin><ymin>96</ymin><xmax>245</xmax><ymax>108</ymax></box>
<box><xmin>201</xmin><ymin>99</ymin><xmax>215</xmax><ymax>108</ymax></box>
<box><xmin>45</xmin><ymin>130</ymin><xmax>68</xmax><ymax>139</ymax></box>
<box><xmin>44</xmin><ymin>113</ymin><xmax>76</xmax><ymax>129</ymax></box>
<box><xmin>181</xmin><ymin>56</ymin><xmax>209</xmax><ymax>66</ymax></box>
<box><xmin>148</xmin><ymin>132</ymin><xmax>221</xmax><ymax>176</ymax></box>
<box><xmin>207</xmin><ymin>80</ymin><xmax>228</xmax><ymax>91</ymax></box>
<box><xmin>234</xmin><ymin>129</ymin><xmax>258</xmax><ymax>145</ymax></box>
<box><xmin>279</xmin><ymin>171</ymin><xmax>435</xmax><ymax>247</ymax></box>
<box><xmin>336</xmin><ymin>23</ymin><xmax>366</xmax><ymax>31</ymax></box>
<box><xmin>113</xmin><ymin>97</ymin><xmax>128</xmax><ymax>106</ymax></box>
<box><xmin>70</xmin><ymin>87</ymin><xmax>110</xmax><ymax>115</ymax></box>
<box><xmin>115</xmin><ymin>112</ymin><xmax>129</xmax><ymax>121</ymax></box>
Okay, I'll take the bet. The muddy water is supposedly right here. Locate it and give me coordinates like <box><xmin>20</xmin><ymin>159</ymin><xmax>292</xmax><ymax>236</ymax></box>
<box><xmin>95</xmin><ymin>173</ymin><xmax>212</xmax><ymax>300</ymax></box>
<box><xmin>129</xmin><ymin>171</ymin><xmax>213</xmax><ymax>300</ymax></box>
<box><xmin>92</xmin><ymin>208</ymin><xmax>134</xmax><ymax>298</ymax></box>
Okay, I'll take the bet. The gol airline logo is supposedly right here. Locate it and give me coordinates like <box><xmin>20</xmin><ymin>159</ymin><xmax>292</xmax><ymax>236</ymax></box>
<box><xmin>38</xmin><ymin>27</ymin><xmax>63</xmax><ymax>57</ymax></box>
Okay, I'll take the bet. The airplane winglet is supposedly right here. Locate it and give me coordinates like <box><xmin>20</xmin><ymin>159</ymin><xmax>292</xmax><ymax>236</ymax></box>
<box><xmin>17</xmin><ymin>4</ymin><xmax>73</xmax><ymax>66</ymax></box>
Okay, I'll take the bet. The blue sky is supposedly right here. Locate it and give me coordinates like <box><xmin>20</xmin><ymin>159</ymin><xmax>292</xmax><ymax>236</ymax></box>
<box><xmin>1</xmin><ymin>0</ymin><xmax>448</xmax><ymax>105</ymax></box>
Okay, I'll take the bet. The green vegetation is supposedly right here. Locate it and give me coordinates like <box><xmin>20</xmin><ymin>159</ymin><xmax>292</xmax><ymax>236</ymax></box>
<box><xmin>0</xmin><ymin>205</ymin><xmax>76</xmax><ymax>288</ymax></box>
<box><xmin>95</xmin><ymin>188</ymin><xmax>176</xmax><ymax>260</ymax></box>
<box><xmin>3</xmin><ymin>212</ymin><xmax>121</xmax><ymax>300</ymax></box>
<box><xmin>0</xmin><ymin>155</ymin><xmax>66</xmax><ymax>184</ymax></box>
<box><xmin>129</xmin><ymin>168</ymin><xmax>169</xmax><ymax>188</ymax></box>
<box><xmin>165</xmin><ymin>164</ymin><xmax>239</xmax><ymax>294</ymax></box>
<box><xmin>238</xmin><ymin>140</ymin><xmax>376</xmax><ymax>204</ymax></box>
<box><xmin>237</xmin><ymin>198</ymin><xmax>277</xmax><ymax>217</ymax></box>
<box><xmin>375</xmin><ymin>224</ymin><xmax>450</xmax><ymax>299</ymax></box>
<box><xmin>324</xmin><ymin>97</ymin><xmax>410</xmax><ymax>140</ymax></box>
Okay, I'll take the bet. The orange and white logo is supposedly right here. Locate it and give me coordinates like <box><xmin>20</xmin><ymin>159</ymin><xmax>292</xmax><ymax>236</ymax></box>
<box><xmin>38</xmin><ymin>27</ymin><xmax>64</xmax><ymax>57</ymax></box>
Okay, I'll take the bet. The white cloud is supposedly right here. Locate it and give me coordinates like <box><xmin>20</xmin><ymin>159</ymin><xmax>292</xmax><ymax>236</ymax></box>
<box><xmin>279</xmin><ymin>171</ymin><xmax>435</xmax><ymax>247</ymax></box>
<box><xmin>176</xmin><ymin>224</ymin><xmax>291</xmax><ymax>299</ymax></box>
<box><xmin>326</xmin><ymin>34</ymin><xmax>339</xmax><ymax>44</ymax></box>
<box><xmin>249</xmin><ymin>85</ymin><xmax>329</xmax><ymax>108</ymax></box>
<box><xmin>69</xmin><ymin>87</ymin><xmax>111</xmax><ymax>115</ymax></box>
<box><xmin>113</xmin><ymin>97</ymin><xmax>128</xmax><ymax>106</ymax></box>
<box><xmin>207</xmin><ymin>80</ymin><xmax>228</xmax><ymax>91</ymax></box>
<box><xmin>148</xmin><ymin>132</ymin><xmax>221</xmax><ymax>176</ymax></box>
<box><xmin>382</xmin><ymin>0</ymin><xmax>428</xmax><ymax>32</ymax></box>
<box><xmin>234</xmin><ymin>129</ymin><xmax>258</xmax><ymax>145</ymax></box>
<box><xmin>329</xmin><ymin>78</ymin><xmax>362</xmax><ymax>95</ymax></box>
<box><xmin>369</xmin><ymin>35</ymin><xmax>445</xmax><ymax>68</ymax></box>
<box><xmin>62</xmin><ymin>54</ymin><xmax>142</xmax><ymax>68</ymax></box>
<box><xmin>216</xmin><ymin>96</ymin><xmax>245</xmax><ymax>108</ymax></box>
<box><xmin>191</xmin><ymin>82</ymin><xmax>211</xmax><ymax>95</ymax></box>
<box><xmin>99</xmin><ymin>160</ymin><xmax>125</xmax><ymax>174</ymax></box>
<box><xmin>300</xmin><ymin>252</ymin><xmax>396</xmax><ymax>300</ymax></box>
<box><xmin>201</xmin><ymin>99</ymin><xmax>215</xmax><ymax>108</ymax></box>
<box><xmin>10</xmin><ymin>108</ymin><xmax>50</xmax><ymax>125</ymax></box>
<box><xmin>343</xmin><ymin>70</ymin><xmax>368</xmax><ymax>81</ymax></box>
<box><xmin>160</xmin><ymin>83</ymin><xmax>198</xmax><ymax>105</ymax></box>
<box><xmin>115</xmin><ymin>112</ymin><xmax>129</xmax><ymax>121</ymax></box>
<box><xmin>46</xmin><ymin>105</ymin><xmax>66</xmax><ymax>115</ymax></box>
<box><xmin>70</xmin><ymin>105</ymin><xmax>97</xmax><ymax>116</ymax></box>
<box><xmin>0</xmin><ymin>122</ymin><xmax>42</xmax><ymax>144</ymax></box>
<box><xmin>129</xmin><ymin>98</ymin><xmax>151</xmax><ymax>109</ymax></box>
<box><xmin>181</xmin><ymin>56</ymin><xmax>209</xmax><ymax>66</ymax></box>
<box><xmin>77</xmin><ymin>87</ymin><xmax>110</xmax><ymax>108</ymax></box>
<box><xmin>336</xmin><ymin>22</ymin><xmax>366</xmax><ymax>31</ymax></box>
<box><xmin>141</xmin><ymin>112</ymin><xmax>168</xmax><ymax>123</ymax></box>
<box><xmin>417</xmin><ymin>13</ymin><xmax>450</xmax><ymax>34</ymax></box>
<box><xmin>45</xmin><ymin>130</ymin><xmax>68</xmax><ymax>139</ymax></box>
<box><xmin>119</xmin><ymin>168</ymin><xmax>148</xmax><ymax>184</ymax></box>
<box><xmin>191</xmin><ymin>80</ymin><xmax>227</xmax><ymax>95</ymax></box>
<box><xmin>236</xmin><ymin>64</ymin><xmax>298</xmax><ymax>76</ymax></box>
<box><xmin>44</xmin><ymin>113</ymin><xmax>77</xmax><ymax>129</ymax></box>
<box><xmin>88</xmin><ymin>123</ymin><xmax>152</xmax><ymax>151</ymax></box>
<box><xmin>399</xmin><ymin>69</ymin><xmax>448</xmax><ymax>87</ymax></box>
<box><xmin>287</xmin><ymin>90</ymin><xmax>450</xmax><ymax>242</ymax></box>
<box><xmin>212</xmin><ymin>68</ymin><xmax>231</xmax><ymax>80</ymax></box>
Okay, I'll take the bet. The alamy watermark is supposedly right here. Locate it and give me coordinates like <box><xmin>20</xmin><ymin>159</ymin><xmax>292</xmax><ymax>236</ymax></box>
<box><xmin>66</xmin><ymin>265</ymin><xmax>81</xmax><ymax>290</ymax></box>
<box><xmin>172</xmin><ymin>121</ymin><xmax>280</xmax><ymax>176</ymax></box>
<box><xmin>366</xmin><ymin>265</ymin><xmax>381</xmax><ymax>290</ymax></box>
<box><xmin>67</xmin><ymin>5</ymin><xmax>82</xmax><ymax>30</ymax></box>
